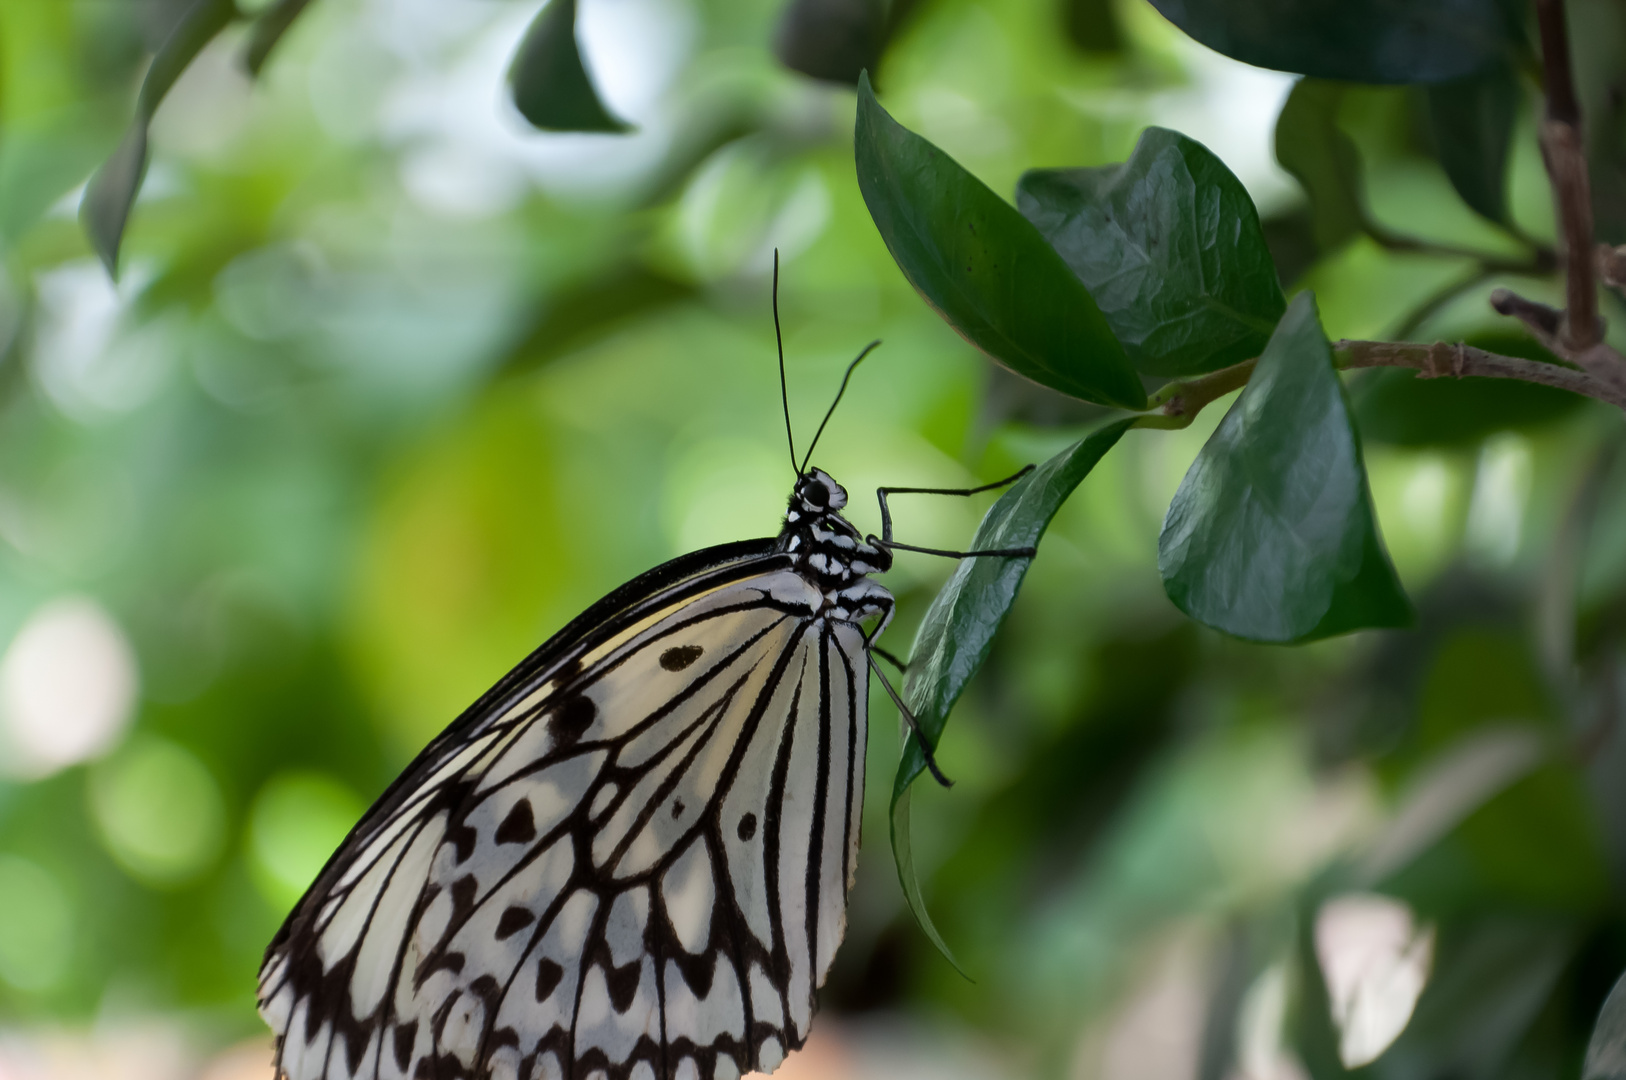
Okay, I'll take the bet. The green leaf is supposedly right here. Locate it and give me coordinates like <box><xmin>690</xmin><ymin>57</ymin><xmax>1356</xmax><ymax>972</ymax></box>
<box><xmin>854</xmin><ymin>73</ymin><xmax>1145</xmax><ymax>409</ymax></box>
<box><xmin>243</xmin><ymin>0</ymin><xmax>314</xmax><ymax>77</ymax></box>
<box><xmin>1425</xmin><ymin>65</ymin><xmax>1521</xmax><ymax>226</ymax></box>
<box><xmin>891</xmin><ymin>418</ymin><xmax>1133</xmax><ymax>962</ymax></box>
<box><xmin>1275</xmin><ymin>80</ymin><xmax>1367</xmax><ymax>253</ymax></box>
<box><xmin>508</xmin><ymin>0</ymin><xmax>631</xmax><ymax>134</ymax></box>
<box><xmin>1586</xmin><ymin>968</ymin><xmax>1626</xmax><ymax>1080</ymax></box>
<box><xmin>773</xmin><ymin>0</ymin><xmax>889</xmax><ymax>86</ymax></box>
<box><xmin>79</xmin><ymin>0</ymin><xmax>238</xmax><ymax>278</ymax></box>
<box><xmin>1017</xmin><ymin>127</ymin><xmax>1286</xmax><ymax>377</ymax></box>
<box><xmin>1146</xmin><ymin>0</ymin><xmax>1518</xmax><ymax>84</ymax></box>
<box><xmin>1158</xmin><ymin>292</ymin><xmax>1412</xmax><ymax>643</ymax></box>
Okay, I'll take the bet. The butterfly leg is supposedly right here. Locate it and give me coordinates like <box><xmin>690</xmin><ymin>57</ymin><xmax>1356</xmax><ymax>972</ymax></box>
<box><xmin>866</xmin><ymin>652</ymin><xmax>953</xmax><ymax>788</ymax></box>
<box><xmin>871</xmin><ymin>646</ymin><xmax>909</xmax><ymax>672</ymax></box>
<box><xmin>872</xmin><ymin>465</ymin><xmax>1038</xmax><ymax>558</ymax></box>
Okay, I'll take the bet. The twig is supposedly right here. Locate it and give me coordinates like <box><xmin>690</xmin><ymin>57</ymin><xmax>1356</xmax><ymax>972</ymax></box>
<box><xmin>1598</xmin><ymin>243</ymin><xmax>1626</xmax><ymax>296</ymax></box>
<box><xmin>1136</xmin><ymin>338</ymin><xmax>1626</xmax><ymax>431</ymax></box>
<box><xmin>1495</xmin><ymin>0</ymin><xmax>1626</xmax><ymax>384</ymax></box>
<box><xmin>1533</xmin><ymin>0</ymin><xmax>1602</xmax><ymax>350</ymax></box>
<box><xmin>1490</xmin><ymin>287</ymin><xmax>1626</xmax><ymax>395</ymax></box>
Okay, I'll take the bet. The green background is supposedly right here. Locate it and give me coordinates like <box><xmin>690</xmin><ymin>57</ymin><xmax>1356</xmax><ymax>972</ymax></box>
<box><xmin>1</xmin><ymin>0</ymin><xmax>1624</xmax><ymax>1076</ymax></box>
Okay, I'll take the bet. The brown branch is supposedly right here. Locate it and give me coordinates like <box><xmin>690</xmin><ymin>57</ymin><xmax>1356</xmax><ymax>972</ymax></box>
<box><xmin>1135</xmin><ymin>338</ymin><xmax>1626</xmax><ymax>430</ymax></box>
<box><xmin>1528</xmin><ymin>0</ymin><xmax>1603</xmax><ymax>349</ymax></box>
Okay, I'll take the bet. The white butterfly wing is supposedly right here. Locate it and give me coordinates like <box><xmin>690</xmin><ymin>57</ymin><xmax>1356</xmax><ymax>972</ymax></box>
<box><xmin>259</xmin><ymin>542</ymin><xmax>870</xmax><ymax>1080</ymax></box>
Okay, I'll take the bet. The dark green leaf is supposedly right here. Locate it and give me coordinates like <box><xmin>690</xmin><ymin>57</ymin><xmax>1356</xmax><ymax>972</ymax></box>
<box><xmin>1375</xmin><ymin>918</ymin><xmax>1576</xmax><ymax>1078</ymax></box>
<box><xmin>1017</xmin><ymin>127</ymin><xmax>1285</xmax><ymax>377</ymax></box>
<box><xmin>80</xmin><ymin>0</ymin><xmax>238</xmax><ymax>278</ymax></box>
<box><xmin>243</xmin><ymin>0</ymin><xmax>315</xmax><ymax>77</ymax></box>
<box><xmin>508</xmin><ymin>0</ymin><xmax>631</xmax><ymax>134</ymax></box>
<box><xmin>1146</xmin><ymin>0</ymin><xmax>1518</xmax><ymax>84</ymax></box>
<box><xmin>1062</xmin><ymin>0</ymin><xmax>1125</xmax><ymax>54</ymax></box>
<box><xmin>1586</xmin><ymin>968</ymin><xmax>1626</xmax><ymax>1080</ymax></box>
<box><xmin>1158</xmin><ymin>292</ymin><xmax>1412</xmax><ymax>642</ymax></box>
<box><xmin>1351</xmin><ymin>333</ymin><xmax>1586</xmax><ymax>447</ymax></box>
<box><xmin>773</xmin><ymin>0</ymin><xmax>888</xmax><ymax>85</ymax></box>
<box><xmin>891</xmin><ymin>418</ymin><xmax>1133</xmax><ymax>960</ymax></box>
<box><xmin>1275</xmin><ymin>80</ymin><xmax>1366</xmax><ymax>253</ymax></box>
<box><xmin>854</xmin><ymin>73</ymin><xmax>1145</xmax><ymax>409</ymax></box>
<box><xmin>1425</xmin><ymin>65</ymin><xmax>1521</xmax><ymax>225</ymax></box>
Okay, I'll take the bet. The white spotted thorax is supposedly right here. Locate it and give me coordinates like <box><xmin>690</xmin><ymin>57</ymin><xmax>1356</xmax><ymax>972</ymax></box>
<box><xmin>775</xmin><ymin>468</ymin><xmax>896</xmax><ymax>636</ymax></box>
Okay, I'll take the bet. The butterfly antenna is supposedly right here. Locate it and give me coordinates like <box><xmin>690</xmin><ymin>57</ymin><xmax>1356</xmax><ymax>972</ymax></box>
<box><xmin>799</xmin><ymin>339</ymin><xmax>881</xmax><ymax>475</ymax></box>
<box><xmin>773</xmin><ymin>250</ymin><xmax>799</xmax><ymax>478</ymax></box>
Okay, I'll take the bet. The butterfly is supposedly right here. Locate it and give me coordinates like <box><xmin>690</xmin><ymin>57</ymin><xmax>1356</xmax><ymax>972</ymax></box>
<box><xmin>257</xmin><ymin>259</ymin><xmax>1034</xmax><ymax>1080</ymax></box>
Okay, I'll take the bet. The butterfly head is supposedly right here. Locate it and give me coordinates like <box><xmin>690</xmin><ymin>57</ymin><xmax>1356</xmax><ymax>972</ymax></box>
<box><xmin>793</xmin><ymin>468</ymin><xmax>848</xmax><ymax>514</ymax></box>
<box><xmin>779</xmin><ymin>468</ymin><xmax>891</xmax><ymax>587</ymax></box>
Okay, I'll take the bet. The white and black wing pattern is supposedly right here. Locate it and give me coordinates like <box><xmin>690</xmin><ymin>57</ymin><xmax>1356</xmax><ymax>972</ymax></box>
<box><xmin>258</xmin><ymin>537</ymin><xmax>873</xmax><ymax>1080</ymax></box>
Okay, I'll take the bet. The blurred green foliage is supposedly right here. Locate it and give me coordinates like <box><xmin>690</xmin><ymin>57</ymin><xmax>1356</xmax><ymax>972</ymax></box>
<box><xmin>1</xmin><ymin>0</ymin><xmax>1625</xmax><ymax>1077</ymax></box>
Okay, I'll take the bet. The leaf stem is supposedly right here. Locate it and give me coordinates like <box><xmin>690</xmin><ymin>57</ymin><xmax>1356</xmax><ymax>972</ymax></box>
<box><xmin>1135</xmin><ymin>337</ymin><xmax>1626</xmax><ymax>430</ymax></box>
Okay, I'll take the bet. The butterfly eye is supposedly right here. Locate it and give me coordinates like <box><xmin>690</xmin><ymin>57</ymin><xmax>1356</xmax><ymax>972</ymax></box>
<box><xmin>802</xmin><ymin>484</ymin><xmax>828</xmax><ymax>509</ymax></box>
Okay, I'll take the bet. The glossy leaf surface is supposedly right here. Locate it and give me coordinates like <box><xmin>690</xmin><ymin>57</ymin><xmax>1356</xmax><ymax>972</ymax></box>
<box><xmin>80</xmin><ymin>0</ymin><xmax>237</xmax><ymax>277</ymax></box>
<box><xmin>1146</xmin><ymin>0</ymin><xmax>1518</xmax><ymax>84</ymax></box>
<box><xmin>1159</xmin><ymin>293</ymin><xmax>1412</xmax><ymax>642</ymax></box>
<box><xmin>892</xmin><ymin>419</ymin><xmax>1134</xmax><ymax>957</ymax></box>
<box><xmin>508</xmin><ymin>0</ymin><xmax>631</xmax><ymax>133</ymax></box>
<box><xmin>1018</xmin><ymin>127</ymin><xmax>1285</xmax><ymax>377</ymax></box>
<box><xmin>855</xmin><ymin>73</ymin><xmax>1145</xmax><ymax>408</ymax></box>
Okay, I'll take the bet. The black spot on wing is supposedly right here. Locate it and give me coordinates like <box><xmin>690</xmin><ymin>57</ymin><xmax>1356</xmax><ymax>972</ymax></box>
<box><xmin>448</xmin><ymin>820</ymin><xmax>477</xmax><ymax>863</ymax></box>
<box><xmin>495</xmin><ymin>799</ymin><xmax>536</xmax><ymax>845</ymax></box>
<box><xmin>660</xmin><ymin>644</ymin><xmax>704</xmax><ymax>671</ymax></box>
<box><xmin>496</xmin><ymin>906</ymin><xmax>535</xmax><ymax>940</ymax></box>
<box><xmin>393</xmin><ymin>1021</ymin><xmax>416</xmax><ymax>1071</ymax></box>
<box><xmin>607</xmin><ymin>960</ymin><xmax>642</xmax><ymax>1013</ymax></box>
<box><xmin>737</xmin><ymin>812</ymin><xmax>757</xmax><ymax>841</ymax></box>
<box><xmin>535</xmin><ymin>958</ymin><xmax>563</xmax><ymax>1001</ymax></box>
<box><xmin>548</xmin><ymin>696</ymin><xmax>596</xmax><ymax>748</ymax></box>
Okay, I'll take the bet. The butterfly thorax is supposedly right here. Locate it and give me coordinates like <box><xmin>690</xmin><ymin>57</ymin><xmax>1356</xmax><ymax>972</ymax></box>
<box><xmin>776</xmin><ymin>468</ymin><xmax>895</xmax><ymax>633</ymax></box>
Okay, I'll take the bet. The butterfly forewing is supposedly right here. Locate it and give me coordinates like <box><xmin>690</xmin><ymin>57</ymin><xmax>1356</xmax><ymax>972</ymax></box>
<box><xmin>259</xmin><ymin>539</ymin><xmax>876</xmax><ymax>1080</ymax></box>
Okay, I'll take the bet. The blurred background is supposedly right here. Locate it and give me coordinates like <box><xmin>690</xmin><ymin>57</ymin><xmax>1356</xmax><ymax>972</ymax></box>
<box><xmin>1</xmin><ymin>0</ymin><xmax>1625</xmax><ymax>1077</ymax></box>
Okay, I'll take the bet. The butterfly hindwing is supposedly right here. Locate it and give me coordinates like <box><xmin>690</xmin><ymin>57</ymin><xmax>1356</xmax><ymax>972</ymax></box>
<box><xmin>258</xmin><ymin>542</ymin><xmax>872</xmax><ymax>1080</ymax></box>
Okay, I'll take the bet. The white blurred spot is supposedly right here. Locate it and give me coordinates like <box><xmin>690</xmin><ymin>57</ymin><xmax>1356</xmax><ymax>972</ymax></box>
<box><xmin>1231</xmin><ymin>965</ymin><xmax>1309</xmax><ymax>1080</ymax></box>
<box><xmin>30</xmin><ymin>262</ymin><xmax>175</xmax><ymax>422</ymax></box>
<box><xmin>0</xmin><ymin>597</ymin><xmax>138</xmax><ymax>779</ymax></box>
<box><xmin>0</xmin><ymin>1023</ymin><xmax>192</xmax><ymax>1080</ymax></box>
<box><xmin>1315</xmin><ymin>893</ymin><xmax>1434</xmax><ymax>1068</ymax></box>
<box><xmin>1099</xmin><ymin>937</ymin><xmax>1206</xmax><ymax>1080</ymax></box>
<box><xmin>198</xmin><ymin>1037</ymin><xmax>277</xmax><ymax>1080</ymax></box>
<box><xmin>1398</xmin><ymin>457</ymin><xmax>1454</xmax><ymax>543</ymax></box>
<box><xmin>1141</xmin><ymin>41</ymin><xmax>1299</xmax><ymax>216</ymax></box>
<box><xmin>1465</xmin><ymin>434</ymin><xmax>1532</xmax><ymax>566</ymax></box>
<box><xmin>377</xmin><ymin>0</ymin><xmax>697</xmax><ymax>215</ymax></box>
<box><xmin>0</xmin><ymin>855</ymin><xmax>73</xmax><ymax>992</ymax></box>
